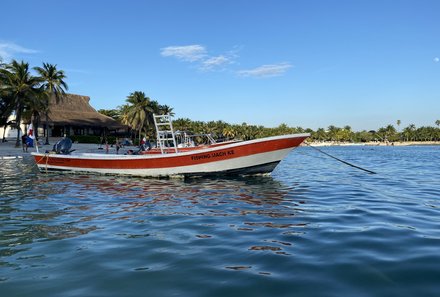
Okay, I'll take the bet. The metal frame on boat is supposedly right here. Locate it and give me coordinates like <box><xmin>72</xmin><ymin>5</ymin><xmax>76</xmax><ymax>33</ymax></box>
<box><xmin>143</xmin><ymin>115</ymin><xmax>238</xmax><ymax>154</ymax></box>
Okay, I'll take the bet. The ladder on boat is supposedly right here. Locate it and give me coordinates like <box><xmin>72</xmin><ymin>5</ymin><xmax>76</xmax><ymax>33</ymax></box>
<box><xmin>153</xmin><ymin>114</ymin><xmax>178</xmax><ymax>154</ymax></box>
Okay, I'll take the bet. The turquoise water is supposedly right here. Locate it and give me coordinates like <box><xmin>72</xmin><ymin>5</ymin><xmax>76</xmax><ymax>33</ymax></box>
<box><xmin>1</xmin><ymin>146</ymin><xmax>439</xmax><ymax>296</ymax></box>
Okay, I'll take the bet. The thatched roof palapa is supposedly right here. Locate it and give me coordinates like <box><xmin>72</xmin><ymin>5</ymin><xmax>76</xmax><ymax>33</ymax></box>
<box><xmin>42</xmin><ymin>94</ymin><xmax>124</xmax><ymax>129</ymax></box>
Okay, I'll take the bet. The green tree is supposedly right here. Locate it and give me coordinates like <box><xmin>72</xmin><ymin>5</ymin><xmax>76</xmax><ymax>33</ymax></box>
<box><xmin>327</xmin><ymin>125</ymin><xmax>340</xmax><ymax>142</ymax></box>
<box><xmin>0</xmin><ymin>60</ymin><xmax>41</xmax><ymax>147</ymax></box>
<box><xmin>22</xmin><ymin>91</ymin><xmax>47</xmax><ymax>140</ymax></box>
<box><xmin>160</xmin><ymin>104</ymin><xmax>174</xmax><ymax>116</ymax></box>
<box><xmin>416</xmin><ymin>126</ymin><xmax>436</xmax><ymax>141</ymax></box>
<box><xmin>34</xmin><ymin>63</ymin><xmax>68</xmax><ymax>144</ymax></box>
<box><xmin>341</xmin><ymin>125</ymin><xmax>353</xmax><ymax>142</ymax></box>
<box><xmin>98</xmin><ymin>109</ymin><xmax>121</xmax><ymax>121</ymax></box>
<box><xmin>384</xmin><ymin>124</ymin><xmax>397</xmax><ymax>141</ymax></box>
<box><xmin>402</xmin><ymin>124</ymin><xmax>416</xmax><ymax>141</ymax></box>
<box><xmin>173</xmin><ymin>118</ymin><xmax>192</xmax><ymax>131</ymax></box>
<box><xmin>355</xmin><ymin>130</ymin><xmax>374</xmax><ymax>142</ymax></box>
<box><xmin>0</xmin><ymin>64</ymin><xmax>15</xmax><ymax>141</ymax></box>
<box><xmin>0</xmin><ymin>94</ymin><xmax>15</xmax><ymax>142</ymax></box>
<box><xmin>122</xmin><ymin>91</ymin><xmax>154</xmax><ymax>142</ymax></box>
<box><xmin>275</xmin><ymin>123</ymin><xmax>291</xmax><ymax>135</ymax></box>
<box><xmin>313</xmin><ymin>128</ymin><xmax>327</xmax><ymax>141</ymax></box>
<box><xmin>222</xmin><ymin>126</ymin><xmax>236</xmax><ymax>139</ymax></box>
<box><xmin>435</xmin><ymin>120</ymin><xmax>440</xmax><ymax>141</ymax></box>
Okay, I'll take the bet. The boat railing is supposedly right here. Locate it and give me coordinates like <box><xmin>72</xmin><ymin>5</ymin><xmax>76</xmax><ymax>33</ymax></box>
<box><xmin>153</xmin><ymin>114</ymin><xmax>178</xmax><ymax>154</ymax></box>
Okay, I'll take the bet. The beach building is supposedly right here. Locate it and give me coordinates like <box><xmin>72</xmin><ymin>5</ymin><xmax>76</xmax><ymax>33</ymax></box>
<box><xmin>0</xmin><ymin>94</ymin><xmax>126</xmax><ymax>140</ymax></box>
<box><xmin>0</xmin><ymin>115</ymin><xmax>26</xmax><ymax>140</ymax></box>
<box><xmin>40</xmin><ymin>93</ymin><xmax>125</xmax><ymax>137</ymax></box>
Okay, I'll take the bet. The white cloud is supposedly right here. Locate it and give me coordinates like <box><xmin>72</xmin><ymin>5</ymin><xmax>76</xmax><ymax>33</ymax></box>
<box><xmin>0</xmin><ymin>41</ymin><xmax>38</xmax><ymax>61</ymax></box>
<box><xmin>200</xmin><ymin>55</ymin><xmax>231</xmax><ymax>71</ymax></box>
<box><xmin>160</xmin><ymin>44</ymin><xmax>292</xmax><ymax>78</ymax></box>
<box><xmin>160</xmin><ymin>44</ymin><xmax>240</xmax><ymax>72</ymax></box>
<box><xmin>237</xmin><ymin>63</ymin><xmax>292</xmax><ymax>78</ymax></box>
<box><xmin>434</xmin><ymin>57</ymin><xmax>439</xmax><ymax>63</ymax></box>
<box><xmin>160</xmin><ymin>45</ymin><xmax>207</xmax><ymax>62</ymax></box>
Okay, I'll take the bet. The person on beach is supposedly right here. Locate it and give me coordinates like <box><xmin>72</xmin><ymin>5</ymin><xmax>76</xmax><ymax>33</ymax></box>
<box><xmin>115</xmin><ymin>138</ymin><xmax>121</xmax><ymax>154</ymax></box>
<box><xmin>21</xmin><ymin>134</ymin><xmax>28</xmax><ymax>152</ymax></box>
<box><xmin>145</xmin><ymin>138</ymin><xmax>152</xmax><ymax>150</ymax></box>
<box><xmin>140</xmin><ymin>136</ymin><xmax>146</xmax><ymax>151</ymax></box>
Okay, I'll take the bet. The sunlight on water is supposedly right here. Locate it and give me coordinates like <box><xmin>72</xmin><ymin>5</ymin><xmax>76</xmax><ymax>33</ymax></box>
<box><xmin>1</xmin><ymin>146</ymin><xmax>440</xmax><ymax>296</ymax></box>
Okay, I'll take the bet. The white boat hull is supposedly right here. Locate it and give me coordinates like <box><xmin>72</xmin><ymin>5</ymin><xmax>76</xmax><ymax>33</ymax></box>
<box><xmin>32</xmin><ymin>134</ymin><xmax>309</xmax><ymax>177</ymax></box>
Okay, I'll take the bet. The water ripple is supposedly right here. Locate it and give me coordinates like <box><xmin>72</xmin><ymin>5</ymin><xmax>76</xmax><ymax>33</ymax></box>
<box><xmin>1</xmin><ymin>147</ymin><xmax>440</xmax><ymax>296</ymax></box>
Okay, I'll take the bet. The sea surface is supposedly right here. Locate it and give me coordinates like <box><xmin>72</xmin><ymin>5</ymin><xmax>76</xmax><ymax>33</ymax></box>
<box><xmin>1</xmin><ymin>146</ymin><xmax>439</xmax><ymax>297</ymax></box>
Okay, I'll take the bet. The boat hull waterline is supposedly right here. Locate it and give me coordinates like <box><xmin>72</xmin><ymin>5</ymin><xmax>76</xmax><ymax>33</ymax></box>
<box><xmin>32</xmin><ymin>134</ymin><xmax>309</xmax><ymax>177</ymax></box>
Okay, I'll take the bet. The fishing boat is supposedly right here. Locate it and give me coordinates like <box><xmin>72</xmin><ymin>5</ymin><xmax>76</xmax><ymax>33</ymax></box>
<box><xmin>31</xmin><ymin>115</ymin><xmax>309</xmax><ymax>177</ymax></box>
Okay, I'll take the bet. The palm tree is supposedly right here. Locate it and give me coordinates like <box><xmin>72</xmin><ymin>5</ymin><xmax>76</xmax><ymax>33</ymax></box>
<box><xmin>222</xmin><ymin>126</ymin><xmax>236</xmax><ymax>140</ymax></box>
<box><xmin>173</xmin><ymin>118</ymin><xmax>192</xmax><ymax>131</ymax></box>
<box><xmin>1</xmin><ymin>63</ymin><xmax>14</xmax><ymax>141</ymax></box>
<box><xmin>0</xmin><ymin>60</ymin><xmax>41</xmax><ymax>147</ymax></box>
<box><xmin>118</xmin><ymin>104</ymin><xmax>136</xmax><ymax>140</ymax></box>
<box><xmin>313</xmin><ymin>128</ymin><xmax>327</xmax><ymax>142</ymax></box>
<box><xmin>385</xmin><ymin>124</ymin><xmax>397</xmax><ymax>141</ymax></box>
<box><xmin>342</xmin><ymin>125</ymin><xmax>353</xmax><ymax>142</ymax></box>
<box><xmin>22</xmin><ymin>90</ymin><xmax>47</xmax><ymax>140</ymax></box>
<box><xmin>98</xmin><ymin>109</ymin><xmax>121</xmax><ymax>121</ymax></box>
<box><xmin>275</xmin><ymin>123</ymin><xmax>291</xmax><ymax>135</ymax></box>
<box><xmin>0</xmin><ymin>94</ymin><xmax>15</xmax><ymax>142</ymax></box>
<box><xmin>148</xmin><ymin>100</ymin><xmax>161</xmax><ymax>115</ymax></box>
<box><xmin>34</xmin><ymin>63</ymin><xmax>68</xmax><ymax>145</ymax></box>
<box><xmin>118</xmin><ymin>104</ymin><xmax>131</xmax><ymax>125</ymax></box>
<box><xmin>160</xmin><ymin>104</ymin><xmax>174</xmax><ymax>116</ymax></box>
<box><xmin>327</xmin><ymin>125</ymin><xmax>340</xmax><ymax>142</ymax></box>
<box><xmin>123</xmin><ymin>91</ymin><xmax>154</xmax><ymax>142</ymax></box>
<box><xmin>402</xmin><ymin>124</ymin><xmax>416</xmax><ymax>141</ymax></box>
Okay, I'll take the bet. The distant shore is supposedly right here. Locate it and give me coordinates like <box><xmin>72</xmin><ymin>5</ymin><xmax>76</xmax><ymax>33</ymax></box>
<box><xmin>305</xmin><ymin>141</ymin><xmax>440</xmax><ymax>147</ymax></box>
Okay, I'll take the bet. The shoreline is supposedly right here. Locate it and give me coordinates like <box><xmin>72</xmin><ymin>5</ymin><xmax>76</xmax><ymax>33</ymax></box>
<box><xmin>0</xmin><ymin>139</ymin><xmax>119</xmax><ymax>158</ymax></box>
<box><xmin>305</xmin><ymin>141</ymin><xmax>440</xmax><ymax>147</ymax></box>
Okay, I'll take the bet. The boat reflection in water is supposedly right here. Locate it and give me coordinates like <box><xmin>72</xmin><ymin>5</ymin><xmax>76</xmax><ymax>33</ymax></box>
<box><xmin>2</xmin><ymin>153</ymin><xmax>311</xmax><ymax>272</ymax></box>
<box><xmin>39</xmin><ymin>173</ymin><xmax>309</xmax><ymax>213</ymax></box>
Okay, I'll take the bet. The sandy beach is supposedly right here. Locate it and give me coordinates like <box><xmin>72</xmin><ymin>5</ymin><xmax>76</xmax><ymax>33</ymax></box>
<box><xmin>0</xmin><ymin>138</ymin><xmax>123</xmax><ymax>159</ymax></box>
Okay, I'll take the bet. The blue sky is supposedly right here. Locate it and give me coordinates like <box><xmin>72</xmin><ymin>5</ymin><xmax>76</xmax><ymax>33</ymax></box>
<box><xmin>1</xmin><ymin>0</ymin><xmax>439</xmax><ymax>131</ymax></box>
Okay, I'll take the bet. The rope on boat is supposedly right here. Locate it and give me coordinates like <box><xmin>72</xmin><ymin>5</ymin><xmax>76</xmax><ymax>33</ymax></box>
<box><xmin>35</xmin><ymin>152</ymin><xmax>50</xmax><ymax>174</ymax></box>
<box><xmin>45</xmin><ymin>154</ymin><xmax>49</xmax><ymax>174</ymax></box>
<box><xmin>305</xmin><ymin>143</ymin><xmax>377</xmax><ymax>174</ymax></box>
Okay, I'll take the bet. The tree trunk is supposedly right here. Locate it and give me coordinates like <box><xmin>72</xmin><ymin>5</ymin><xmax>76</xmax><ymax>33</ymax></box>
<box><xmin>14</xmin><ymin>105</ymin><xmax>22</xmax><ymax>147</ymax></box>
<box><xmin>45</xmin><ymin>111</ymin><xmax>50</xmax><ymax>144</ymax></box>
<box><xmin>138</xmin><ymin>127</ymin><xmax>141</xmax><ymax>145</ymax></box>
<box><xmin>2</xmin><ymin>124</ymin><xmax>6</xmax><ymax>142</ymax></box>
<box><xmin>33</xmin><ymin>112</ymin><xmax>40</xmax><ymax>141</ymax></box>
